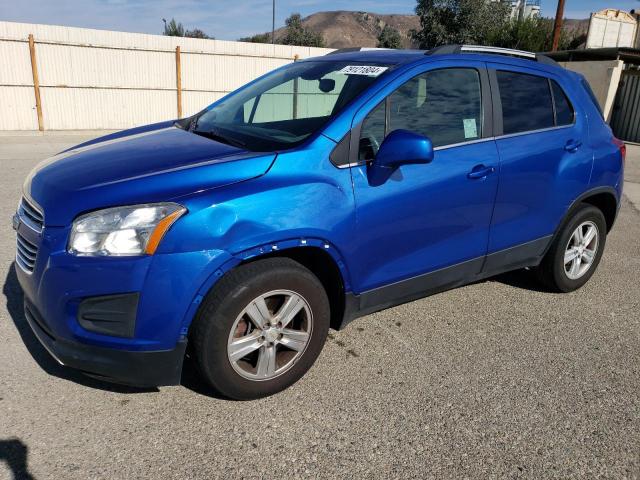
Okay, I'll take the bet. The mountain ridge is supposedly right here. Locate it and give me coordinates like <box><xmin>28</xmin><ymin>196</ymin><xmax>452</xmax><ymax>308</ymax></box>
<box><xmin>257</xmin><ymin>10</ymin><xmax>589</xmax><ymax>49</ymax></box>
<box><xmin>269</xmin><ymin>10</ymin><xmax>420</xmax><ymax>48</ymax></box>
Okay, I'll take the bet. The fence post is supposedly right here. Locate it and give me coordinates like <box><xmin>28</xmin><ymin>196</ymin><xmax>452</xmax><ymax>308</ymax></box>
<box><xmin>292</xmin><ymin>54</ymin><xmax>299</xmax><ymax>119</ymax></box>
<box><xmin>175</xmin><ymin>46</ymin><xmax>182</xmax><ymax>118</ymax></box>
<box><xmin>28</xmin><ymin>34</ymin><xmax>44</xmax><ymax>131</ymax></box>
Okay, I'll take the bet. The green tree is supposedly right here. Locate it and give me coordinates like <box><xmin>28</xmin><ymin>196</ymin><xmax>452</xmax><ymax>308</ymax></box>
<box><xmin>163</xmin><ymin>18</ymin><xmax>185</xmax><ymax>37</ymax></box>
<box><xmin>486</xmin><ymin>17</ymin><xmax>584</xmax><ymax>52</ymax></box>
<box><xmin>281</xmin><ymin>13</ymin><xmax>325</xmax><ymax>47</ymax></box>
<box><xmin>411</xmin><ymin>0</ymin><xmax>510</xmax><ymax>49</ymax></box>
<box><xmin>185</xmin><ymin>28</ymin><xmax>212</xmax><ymax>39</ymax></box>
<box><xmin>163</xmin><ymin>18</ymin><xmax>212</xmax><ymax>39</ymax></box>
<box><xmin>240</xmin><ymin>33</ymin><xmax>271</xmax><ymax>43</ymax></box>
<box><xmin>377</xmin><ymin>25</ymin><xmax>403</xmax><ymax>49</ymax></box>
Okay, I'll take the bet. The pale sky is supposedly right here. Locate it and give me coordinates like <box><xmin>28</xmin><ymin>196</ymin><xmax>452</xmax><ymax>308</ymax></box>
<box><xmin>1</xmin><ymin>0</ymin><xmax>638</xmax><ymax>40</ymax></box>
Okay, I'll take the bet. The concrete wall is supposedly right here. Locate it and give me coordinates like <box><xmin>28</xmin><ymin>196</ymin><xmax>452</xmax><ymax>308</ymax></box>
<box><xmin>0</xmin><ymin>21</ymin><xmax>334</xmax><ymax>131</ymax></box>
<box><xmin>559</xmin><ymin>60</ymin><xmax>625</xmax><ymax>122</ymax></box>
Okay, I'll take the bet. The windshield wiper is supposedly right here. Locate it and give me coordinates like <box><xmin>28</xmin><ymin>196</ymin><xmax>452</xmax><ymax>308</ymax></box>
<box><xmin>192</xmin><ymin>129</ymin><xmax>247</xmax><ymax>149</ymax></box>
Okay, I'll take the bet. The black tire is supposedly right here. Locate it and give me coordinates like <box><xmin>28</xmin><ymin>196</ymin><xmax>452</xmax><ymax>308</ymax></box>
<box><xmin>535</xmin><ymin>203</ymin><xmax>607</xmax><ymax>292</ymax></box>
<box><xmin>190</xmin><ymin>257</ymin><xmax>330</xmax><ymax>400</ymax></box>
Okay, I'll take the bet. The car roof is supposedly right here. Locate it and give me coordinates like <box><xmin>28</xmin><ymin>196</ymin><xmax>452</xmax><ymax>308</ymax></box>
<box><xmin>306</xmin><ymin>47</ymin><xmax>568</xmax><ymax>77</ymax></box>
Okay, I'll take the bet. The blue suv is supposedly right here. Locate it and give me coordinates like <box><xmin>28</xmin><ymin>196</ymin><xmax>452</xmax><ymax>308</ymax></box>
<box><xmin>14</xmin><ymin>45</ymin><xmax>625</xmax><ymax>399</ymax></box>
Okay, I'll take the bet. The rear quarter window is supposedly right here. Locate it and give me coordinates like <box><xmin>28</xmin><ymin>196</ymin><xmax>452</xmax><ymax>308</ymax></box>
<box><xmin>550</xmin><ymin>80</ymin><xmax>575</xmax><ymax>126</ymax></box>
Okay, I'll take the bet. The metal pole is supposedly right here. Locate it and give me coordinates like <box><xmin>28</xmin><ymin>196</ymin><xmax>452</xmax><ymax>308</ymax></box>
<box><xmin>272</xmin><ymin>0</ymin><xmax>275</xmax><ymax>44</ymax></box>
<box><xmin>552</xmin><ymin>0</ymin><xmax>566</xmax><ymax>52</ymax></box>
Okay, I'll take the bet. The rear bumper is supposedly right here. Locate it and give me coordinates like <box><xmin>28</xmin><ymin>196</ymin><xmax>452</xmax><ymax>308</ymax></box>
<box><xmin>24</xmin><ymin>300</ymin><xmax>187</xmax><ymax>387</ymax></box>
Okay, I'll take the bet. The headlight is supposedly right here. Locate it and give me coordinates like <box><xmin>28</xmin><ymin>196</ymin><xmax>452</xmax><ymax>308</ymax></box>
<box><xmin>69</xmin><ymin>203</ymin><xmax>186</xmax><ymax>256</ymax></box>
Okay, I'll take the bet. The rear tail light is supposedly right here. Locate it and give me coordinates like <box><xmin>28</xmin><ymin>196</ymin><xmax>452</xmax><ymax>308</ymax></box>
<box><xmin>613</xmin><ymin>137</ymin><xmax>626</xmax><ymax>163</ymax></box>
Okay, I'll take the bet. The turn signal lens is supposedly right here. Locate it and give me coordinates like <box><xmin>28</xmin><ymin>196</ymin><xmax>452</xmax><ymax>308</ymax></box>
<box><xmin>144</xmin><ymin>209</ymin><xmax>185</xmax><ymax>255</ymax></box>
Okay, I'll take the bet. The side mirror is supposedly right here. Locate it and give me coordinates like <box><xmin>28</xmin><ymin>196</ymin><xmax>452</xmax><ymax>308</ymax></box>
<box><xmin>375</xmin><ymin>129</ymin><xmax>434</xmax><ymax>169</ymax></box>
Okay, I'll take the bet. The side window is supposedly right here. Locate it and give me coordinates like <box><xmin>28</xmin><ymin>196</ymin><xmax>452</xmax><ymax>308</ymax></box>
<box><xmin>550</xmin><ymin>80</ymin><xmax>575</xmax><ymax>126</ymax></box>
<box><xmin>389</xmin><ymin>69</ymin><xmax>482</xmax><ymax>147</ymax></box>
<box><xmin>358</xmin><ymin>68</ymin><xmax>482</xmax><ymax>160</ymax></box>
<box><xmin>497</xmin><ymin>71</ymin><xmax>555</xmax><ymax>135</ymax></box>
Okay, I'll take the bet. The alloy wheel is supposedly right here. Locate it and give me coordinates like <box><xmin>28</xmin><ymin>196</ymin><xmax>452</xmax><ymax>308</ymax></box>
<box><xmin>227</xmin><ymin>290</ymin><xmax>313</xmax><ymax>381</ymax></box>
<box><xmin>564</xmin><ymin>220</ymin><xmax>599</xmax><ymax>280</ymax></box>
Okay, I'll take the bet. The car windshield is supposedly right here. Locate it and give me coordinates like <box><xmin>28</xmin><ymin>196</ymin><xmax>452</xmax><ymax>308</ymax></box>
<box><xmin>188</xmin><ymin>60</ymin><xmax>392</xmax><ymax>151</ymax></box>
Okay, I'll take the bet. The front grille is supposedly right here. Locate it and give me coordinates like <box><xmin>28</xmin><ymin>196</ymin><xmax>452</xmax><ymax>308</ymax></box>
<box><xmin>19</xmin><ymin>197</ymin><xmax>44</xmax><ymax>230</ymax></box>
<box><xmin>16</xmin><ymin>233</ymin><xmax>39</xmax><ymax>273</ymax></box>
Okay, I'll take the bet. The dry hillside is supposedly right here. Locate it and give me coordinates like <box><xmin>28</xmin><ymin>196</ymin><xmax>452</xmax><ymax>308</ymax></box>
<box><xmin>272</xmin><ymin>11</ymin><xmax>420</xmax><ymax>48</ymax></box>
<box><xmin>260</xmin><ymin>11</ymin><xmax>589</xmax><ymax>49</ymax></box>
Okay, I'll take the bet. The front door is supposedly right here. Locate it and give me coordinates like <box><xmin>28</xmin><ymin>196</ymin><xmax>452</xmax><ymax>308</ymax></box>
<box><xmin>349</xmin><ymin>64</ymin><xmax>499</xmax><ymax>300</ymax></box>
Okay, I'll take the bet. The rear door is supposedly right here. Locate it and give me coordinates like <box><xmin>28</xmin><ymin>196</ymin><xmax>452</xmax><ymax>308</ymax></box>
<box><xmin>486</xmin><ymin>64</ymin><xmax>592</xmax><ymax>263</ymax></box>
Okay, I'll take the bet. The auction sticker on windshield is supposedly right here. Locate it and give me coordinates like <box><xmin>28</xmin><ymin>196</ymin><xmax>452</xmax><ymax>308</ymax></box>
<box><xmin>339</xmin><ymin>65</ymin><xmax>388</xmax><ymax>76</ymax></box>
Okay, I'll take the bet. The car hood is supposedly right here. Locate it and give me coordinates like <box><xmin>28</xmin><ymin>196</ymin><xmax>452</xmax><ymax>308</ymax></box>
<box><xmin>25</xmin><ymin>123</ymin><xmax>276</xmax><ymax>226</ymax></box>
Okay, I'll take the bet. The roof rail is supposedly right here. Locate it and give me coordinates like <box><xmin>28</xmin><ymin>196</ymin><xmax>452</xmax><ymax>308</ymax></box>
<box><xmin>326</xmin><ymin>47</ymin><xmax>392</xmax><ymax>55</ymax></box>
<box><xmin>460</xmin><ymin>45</ymin><xmax>536</xmax><ymax>58</ymax></box>
<box><xmin>426</xmin><ymin>44</ymin><xmax>559</xmax><ymax>66</ymax></box>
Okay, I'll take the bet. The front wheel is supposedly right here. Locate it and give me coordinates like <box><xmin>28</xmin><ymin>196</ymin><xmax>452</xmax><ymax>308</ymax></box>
<box><xmin>190</xmin><ymin>258</ymin><xmax>330</xmax><ymax>400</ymax></box>
<box><xmin>535</xmin><ymin>203</ymin><xmax>607</xmax><ymax>292</ymax></box>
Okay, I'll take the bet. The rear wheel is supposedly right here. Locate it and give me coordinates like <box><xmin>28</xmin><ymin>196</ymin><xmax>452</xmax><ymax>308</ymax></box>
<box><xmin>190</xmin><ymin>258</ymin><xmax>330</xmax><ymax>400</ymax></box>
<box><xmin>535</xmin><ymin>204</ymin><xmax>607</xmax><ymax>292</ymax></box>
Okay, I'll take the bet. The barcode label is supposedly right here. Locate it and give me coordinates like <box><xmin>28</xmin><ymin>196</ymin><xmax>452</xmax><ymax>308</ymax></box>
<box><xmin>338</xmin><ymin>65</ymin><xmax>388</xmax><ymax>77</ymax></box>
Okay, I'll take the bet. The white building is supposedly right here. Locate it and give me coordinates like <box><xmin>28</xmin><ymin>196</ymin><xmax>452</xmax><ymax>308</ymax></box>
<box><xmin>586</xmin><ymin>9</ymin><xmax>638</xmax><ymax>49</ymax></box>
<box><xmin>497</xmin><ymin>0</ymin><xmax>541</xmax><ymax>21</ymax></box>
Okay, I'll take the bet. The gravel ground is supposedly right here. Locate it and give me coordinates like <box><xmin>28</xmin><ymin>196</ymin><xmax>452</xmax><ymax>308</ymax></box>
<box><xmin>1</xmin><ymin>134</ymin><xmax>639</xmax><ymax>479</ymax></box>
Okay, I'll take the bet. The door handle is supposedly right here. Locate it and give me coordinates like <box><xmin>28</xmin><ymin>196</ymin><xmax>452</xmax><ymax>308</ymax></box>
<box><xmin>564</xmin><ymin>140</ymin><xmax>582</xmax><ymax>153</ymax></box>
<box><xmin>467</xmin><ymin>165</ymin><xmax>496</xmax><ymax>179</ymax></box>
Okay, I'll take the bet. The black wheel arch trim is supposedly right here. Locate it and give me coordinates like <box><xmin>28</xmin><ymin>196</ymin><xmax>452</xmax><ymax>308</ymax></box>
<box><xmin>544</xmin><ymin>186</ymin><xmax>619</xmax><ymax>258</ymax></box>
<box><xmin>570</xmin><ymin>186</ymin><xmax>619</xmax><ymax>212</ymax></box>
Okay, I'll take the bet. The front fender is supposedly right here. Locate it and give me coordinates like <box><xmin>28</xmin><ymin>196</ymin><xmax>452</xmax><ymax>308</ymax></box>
<box><xmin>168</xmin><ymin>136</ymin><xmax>358</xmax><ymax>332</ymax></box>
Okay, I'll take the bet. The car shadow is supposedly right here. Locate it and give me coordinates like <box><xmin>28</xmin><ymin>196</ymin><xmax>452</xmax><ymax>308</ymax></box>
<box><xmin>4</xmin><ymin>259</ymin><xmax>552</xmax><ymax>400</ymax></box>
<box><xmin>0</xmin><ymin>438</ymin><xmax>35</xmax><ymax>480</ymax></box>
<box><xmin>2</xmin><ymin>264</ymin><xmax>157</xmax><ymax>394</ymax></box>
<box><xmin>490</xmin><ymin>268</ymin><xmax>554</xmax><ymax>293</ymax></box>
<box><xmin>179</xmin><ymin>354</ymin><xmax>232</xmax><ymax>400</ymax></box>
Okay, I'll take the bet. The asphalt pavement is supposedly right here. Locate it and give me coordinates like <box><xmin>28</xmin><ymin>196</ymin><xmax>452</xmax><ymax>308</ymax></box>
<box><xmin>1</xmin><ymin>133</ymin><xmax>639</xmax><ymax>479</ymax></box>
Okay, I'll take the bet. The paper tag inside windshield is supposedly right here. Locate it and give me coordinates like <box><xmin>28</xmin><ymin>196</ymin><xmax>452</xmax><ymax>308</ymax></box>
<box><xmin>463</xmin><ymin>118</ymin><xmax>478</xmax><ymax>139</ymax></box>
<box><xmin>339</xmin><ymin>65</ymin><xmax>388</xmax><ymax>76</ymax></box>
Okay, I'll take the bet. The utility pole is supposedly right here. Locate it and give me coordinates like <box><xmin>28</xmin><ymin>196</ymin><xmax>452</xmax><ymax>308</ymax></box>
<box><xmin>272</xmin><ymin>0</ymin><xmax>276</xmax><ymax>44</ymax></box>
<box><xmin>552</xmin><ymin>0</ymin><xmax>566</xmax><ymax>51</ymax></box>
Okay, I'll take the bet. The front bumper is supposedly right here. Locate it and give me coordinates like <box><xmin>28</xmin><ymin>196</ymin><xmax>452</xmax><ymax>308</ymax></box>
<box><xmin>13</xmin><ymin>201</ymin><xmax>232</xmax><ymax>387</ymax></box>
<box><xmin>24</xmin><ymin>300</ymin><xmax>187</xmax><ymax>386</ymax></box>
<box><xmin>14</xmin><ymin>218</ymin><xmax>231</xmax><ymax>348</ymax></box>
